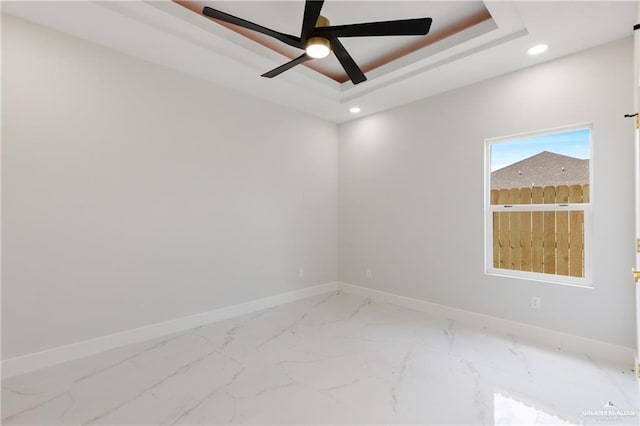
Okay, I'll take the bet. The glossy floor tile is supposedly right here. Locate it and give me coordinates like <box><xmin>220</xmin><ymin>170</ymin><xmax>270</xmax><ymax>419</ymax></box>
<box><xmin>2</xmin><ymin>291</ymin><xmax>639</xmax><ymax>425</ymax></box>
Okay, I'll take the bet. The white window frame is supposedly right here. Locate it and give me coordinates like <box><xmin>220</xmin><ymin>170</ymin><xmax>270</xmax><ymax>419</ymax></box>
<box><xmin>484</xmin><ymin>123</ymin><xmax>593</xmax><ymax>287</ymax></box>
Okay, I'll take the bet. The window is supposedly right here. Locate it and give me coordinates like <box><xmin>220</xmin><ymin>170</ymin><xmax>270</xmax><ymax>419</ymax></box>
<box><xmin>485</xmin><ymin>125</ymin><xmax>591</xmax><ymax>286</ymax></box>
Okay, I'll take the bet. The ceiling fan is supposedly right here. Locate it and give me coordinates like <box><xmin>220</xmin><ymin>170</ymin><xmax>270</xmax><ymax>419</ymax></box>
<box><xmin>202</xmin><ymin>1</ymin><xmax>433</xmax><ymax>85</ymax></box>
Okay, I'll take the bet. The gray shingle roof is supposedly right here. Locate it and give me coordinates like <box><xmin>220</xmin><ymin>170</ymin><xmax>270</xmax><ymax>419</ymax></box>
<box><xmin>491</xmin><ymin>151</ymin><xmax>589</xmax><ymax>189</ymax></box>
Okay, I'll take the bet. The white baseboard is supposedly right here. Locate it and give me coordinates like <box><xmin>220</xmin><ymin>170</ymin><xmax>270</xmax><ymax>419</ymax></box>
<box><xmin>338</xmin><ymin>282</ymin><xmax>635</xmax><ymax>367</ymax></box>
<box><xmin>2</xmin><ymin>282</ymin><xmax>339</xmax><ymax>379</ymax></box>
<box><xmin>4</xmin><ymin>281</ymin><xmax>632</xmax><ymax>379</ymax></box>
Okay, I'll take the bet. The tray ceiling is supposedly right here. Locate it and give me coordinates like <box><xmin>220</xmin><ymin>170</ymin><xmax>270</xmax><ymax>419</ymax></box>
<box><xmin>178</xmin><ymin>1</ymin><xmax>493</xmax><ymax>83</ymax></box>
<box><xmin>2</xmin><ymin>1</ymin><xmax>637</xmax><ymax>123</ymax></box>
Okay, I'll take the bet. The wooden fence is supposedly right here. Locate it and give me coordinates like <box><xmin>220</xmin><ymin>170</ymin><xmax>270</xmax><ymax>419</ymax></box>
<box><xmin>490</xmin><ymin>184</ymin><xmax>589</xmax><ymax>278</ymax></box>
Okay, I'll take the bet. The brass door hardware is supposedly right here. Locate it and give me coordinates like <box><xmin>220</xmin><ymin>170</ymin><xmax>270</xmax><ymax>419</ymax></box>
<box><xmin>632</xmin><ymin>268</ymin><xmax>640</xmax><ymax>283</ymax></box>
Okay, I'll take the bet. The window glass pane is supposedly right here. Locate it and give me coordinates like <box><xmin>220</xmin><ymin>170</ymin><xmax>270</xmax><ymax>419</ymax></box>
<box><xmin>492</xmin><ymin>210</ymin><xmax>585</xmax><ymax>278</ymax></box>
<box><xmin>490</xmin><ymin>184</ymin><xmax>589</xmax><ymax>205</ymax></box>
<box><xmin>490</xmin><ymin>128</ymin><xmax>590</xmax><ymax>204</ymax></box>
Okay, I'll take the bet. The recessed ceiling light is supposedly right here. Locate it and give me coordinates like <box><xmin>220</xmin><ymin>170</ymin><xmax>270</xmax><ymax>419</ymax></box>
<box><xmin>350</xmin><ymin>107</ymin><xmax>361</xmax><ymax>113</ymax></box>
<box><xmin>527</xmin><ymin>44</ymin><xmax>548</xmax><ymax>56</ymax></box>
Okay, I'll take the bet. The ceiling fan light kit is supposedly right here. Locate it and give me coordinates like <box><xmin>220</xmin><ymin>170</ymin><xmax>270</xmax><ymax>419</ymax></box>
<box><xmin>202</xmin><ymin>1</ymin><xmax>433</xmax><ymax>85</ymax></box>
<box><xmin>306</xmin><ymin>36</ymin><xmax>331</xmax><ymax>59</ymax></box>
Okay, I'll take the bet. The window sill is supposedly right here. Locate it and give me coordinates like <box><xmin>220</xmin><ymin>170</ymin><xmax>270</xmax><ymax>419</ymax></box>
<box><xmin>485</xmin><ymin>268</ymin><xmax>593</xmax><ymax>288</ymax></box>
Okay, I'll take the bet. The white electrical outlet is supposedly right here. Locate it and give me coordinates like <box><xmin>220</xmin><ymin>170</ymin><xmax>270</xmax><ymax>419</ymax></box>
<box><xmin>366</xmin><ymin>268</ymin><xmax>373</xmax><ymax>278</ymax></box>
<box><xmin>531</xmin><ymin>296</ymin><xmax>541</xmax><ymax>309</ymax></box>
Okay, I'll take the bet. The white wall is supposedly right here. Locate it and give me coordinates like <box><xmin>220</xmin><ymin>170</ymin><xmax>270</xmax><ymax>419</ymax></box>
<box><xmin>338</xmin><ymin>37</ymin><xmax>636</xmax><ymax>348</ymax></box>
<box><xmin>1</xmin><ymin>15</ymin><xmax>338</xmax><ymax>359</ymax></box>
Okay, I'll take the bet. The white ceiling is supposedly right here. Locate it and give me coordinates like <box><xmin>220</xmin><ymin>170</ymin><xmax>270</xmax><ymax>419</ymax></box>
<box><xmin>2</xmin><ymin>1</ymin><xmax>636</xmax><ymax>123</ymax></box>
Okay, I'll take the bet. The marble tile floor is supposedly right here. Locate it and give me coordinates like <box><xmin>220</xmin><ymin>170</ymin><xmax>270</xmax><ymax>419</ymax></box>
<box><xmin>2</xmin><ymin>291</ymin><xmax>639</xmax><ymax>425</ymax></box>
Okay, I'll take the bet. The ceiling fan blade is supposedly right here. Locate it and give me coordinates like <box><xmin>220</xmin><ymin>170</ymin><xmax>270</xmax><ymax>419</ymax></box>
<box><xmin>261</xmin><ymin>54</ymin><xmax>313</xmax><ymax>78</ymax></box>
<box><xmin>301</xmin><ymin>0</ymin><xmax>325</xmax><ymax>41</ymax></box>
<box><xmin>330</xmin><ymin>38</ymin><xmax>366</xmax><ymax>85</ymax></box>
<box><xmin>316</xmin><ymin>17</ymin><xmax>432</xmax><ymax>38</ymax></box>
<box><xmin>203</xmin><ymin>6</ymin><xmax>304</xmax><ymax>49</ymax></box>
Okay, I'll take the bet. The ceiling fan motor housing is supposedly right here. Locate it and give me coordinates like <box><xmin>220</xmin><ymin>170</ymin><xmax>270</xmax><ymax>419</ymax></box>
<box><xmin>314</xmin><ymin>15</ymin><xmax>330</xmax><ymax>28</ymax></box>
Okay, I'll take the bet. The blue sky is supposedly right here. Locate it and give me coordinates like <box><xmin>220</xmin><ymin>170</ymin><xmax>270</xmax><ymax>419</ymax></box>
<box><xmin>490</xmin><ymin>128</ymin><xmax>590</xmax><ymax>171</ymax></box>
